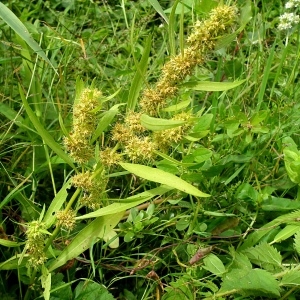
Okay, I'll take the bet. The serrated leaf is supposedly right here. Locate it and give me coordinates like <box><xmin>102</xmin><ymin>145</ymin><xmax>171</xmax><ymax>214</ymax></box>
<box><xmin>228</xmin><ymin>251</ymin><xmax>252</xmax><ymax>271</ymax></box>
<box><xmin>120</xmin><ymin>163</ymin><xmax>210</xmax><ymax>197</ymax></box>
<box><xmin>203</xmin><ymin>253</ymin><xmax>226</xmax><ymax>276</ymax></box>
<box><xmin>140</xmin><ymin>114</ymin><xmax>185</xmax><ymax>131</ymax></box>
<box><xmin>271</xmin><ymin>224</ymin><xmax>300</xmax><ymax>244</ymax></box>
<box><xmin>294</xmin><ymin>232</ymin><xmax>300</xmax><ymax>255</ymax></box>
<box><xmin>281</xmin><ymin>269</ymin><xmax>300</xmax><ymax>286</ymax></box>
<box><xmin>220</xmin><ymin>268</ymin><xmax>280</xmax><ymax>297</ymax></box>
<box><xmin>242</xmin><ymin>242</ymin><xmax>282</xmax><ymax>272</ymax></box>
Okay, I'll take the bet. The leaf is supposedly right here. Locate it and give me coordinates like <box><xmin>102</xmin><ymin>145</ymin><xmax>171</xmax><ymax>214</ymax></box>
<box><xmin>127</xmin><ymin>36</ymin><xmax>151</xmax><ymax>111</ymax></box>
<box><xmin>92</xmin><ymin>105</ymin><xmax>120</xmax><ymax>143</ymax></box>
<box><xmin>281</xmin><ymin>269</ymin><xmax>300</xmax><ymax>286</ymax></box>
<box><xmin>19</xmin><ymin>85</ymin><xmax>75</xmax><ymax>169</ymax></box>
<box><xmin>176</xmin><ymin>218</ymin><xmax>190</xmax><ymax>231</ymax></box>
<box><xmin>0</xmin><ymin>3</ymin><xmax>57</xmax><ymax>73</ymax></box>
<box><xmin>203</xmin><ymin>254</ymin><xmax>226</xmax><ymax>276</ymax></box>
<box><xmin>120</xmin><ymin>163</ymin><xmax>210</xmax><ymax>197</ymax></box>
<box><xmin>161</xmin><ymin>99</ymin><xmax>191</xmax><ymax>112</ymax></box>
<box><xmin>41</xmin><ymin>266</ymin><xmax>51</xmax><ymax>300</ymax></box>
<box><xmin>148</xmin><ymin>0</ymin><xmax>169</xmax><ymax>24</ymax></box>
<box><xmin>239</xmin><ymin>210</ymin><xmax>300</xmax><ymax>250</ymax></box>
<box><xmin>262</xmin><ymin>196</ymin><xmax>300</xmax><ymax>211</ymax></box>
<box><xmin>74</xmin><ymin>281</ymin><xmax>114</xmax><ymax>300</ymax></box>
<box><xmin>140</xmin><ymin>114</ymin><xmax>185</xmax><ymax>131</ymax></box>
<box><xmin>48</xmin><ymin>212</ymin><xmax>124</xmax><ymax>272</ymax></box>
<box><xmin>193</xmin><ymin>114</ymin><xmax>213</xmax><ymax>131</ymax></box>
<box><xmin>0</xmin><ymin>239</ymin><xmax>23</xmax><ymax>248</ymax></box>
<box><xmin>192</xmin><ymin>148</ymin><xmax>212</xmax><ymax>163</ymax></box>
<box><xmin>162</xmin><ymin>279</ymin><xmax>193</xmax><ymax>300</ymax></box>
<box><xmin>43</xmin><ymin>179</ymin><xmax>72</xmax><ymax>228</ymax></box>
<box><xmin>294</xmin><ymin>232</ymin><xmax>300</xmax><ymax>255</ymax></box>
<box><xmin>184</xmin><ymin>79</ymin><xmax>246</xmax><ymax>91</ymax></box>
<box><xmin>271</xmin><ymin>224</ymin><xmax>300</xmax><ymax>244</ymax></box>
<box><xmin>242</xmin><ymin>242</ymin><xmax>282</xmax><ymax>272</ymax></box>
<box><xmin>76</xmin><ymin>185</ymin><xmax>173</xmax><ymax>220</ymax></box>
<box><xmin>220</xmin><ymin>268</ymin><xmax>280</xmax><ymax>297</ymax></box>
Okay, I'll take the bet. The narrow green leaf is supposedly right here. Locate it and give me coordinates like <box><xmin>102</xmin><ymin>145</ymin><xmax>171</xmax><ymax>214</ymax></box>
<box><xmin>76</xmin><ymin>185</ymin><xmax>173</xmax><ymax>220</ymax></box>
<box><xmin>0</xmin><ymin>254</ymin><xmax>28</xmax><ymax>270</ymax></box>
<box><xmin>92</xmin><ymin>105</ymin><xmax>121</xmax><ymax>143</ymax></box>
<box><xmin>0</xmin><ymin>239</ymin><xmax>23</xmax><ymax>247</ymax></box>
<box><xmin>127</xmin><ymin>36</ymin><xmax>151</xmax><ymax>111</ymax></box>
<box><xmin>161</xmin><ymin>99</ymin><xmax>191</xmax><ymax>112</ymax></box>
<box><xmin>49</xmin><ymin>212</ymin><xmax>124</xmax><ymax>272</ymax></box>
<box><xmin>0</xmin><ymin>3</ymin><xmax>57</xmax><ymax>73</ymax></box>
<box><xmin>271</xmin><ymin>224</ymin><xmax>300</xmax><ymax>244</ymax></box>
<box><xmin>148</xmin><ymin>0</ymin><xmax>169</xmax><ymax>24</ymax></box>
<box><xmin>141</xmin><ymin>114</ymin><xmax>185</xmax><ymax>131</ymax></box>
<box><xmin>120</xmin><ymin>163</ymin><xmax>210</xmax><ymax>197</ymax></box>
<box><xmin>43</xmin><ymin>179</ymin><xmax>72</xmax><ymax>228</ymax></box>
<box><xmin>168</xmin><ymin>0</ymin><xmax>181</xmax><ymax>56</ymax></box>
<box><xmin>186</xmin><ymin>80</ymin><xmax>246</xmax><ymax>91</ymax></box>
<box><xmin>203</xmin><ymin>253</ymin><xmax>226</xmax><ymax>276</ymax></box>
<box><xmin>19</xmin><ymin>84</ymin><xmax>75</xmax><ymax>169</ymax></box>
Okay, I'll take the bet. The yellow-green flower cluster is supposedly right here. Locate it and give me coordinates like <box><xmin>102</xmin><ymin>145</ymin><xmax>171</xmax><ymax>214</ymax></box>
<box><xmin>56</xmin><ymin>209</ymin><xmax>76</xmax><ymax>231</ymax></box>
<box><xmin>25</xmin><ymin>221</ymin><xmax>48</xmax><ymax>268</ymax></box>
<box><xmin>154</xmin><ymin>112</ymin><xmax>193</xmax><ymax>149</ymax></box>
<box><xmin>112</xmin><ymin>111</ymin><xmax>157</xmax><ymax>162</ymax></box>
<box><xmin>64</xmin><ymin>88</ymin><xmax>102</xmax><ymax>164</ymax></box>
<box><xmin>99</xmin><ymin>148</ymin><xmax>123</xmax><ymax>167</ymax></box>
<box><xmin>72</xmin><ymin>171</ymin><xmax>107</xmax><ymax>210</ymax></box>
<box><xmin>140</xmin><ymin>5</ymin><xmax>237</xmax><ymax>115</ymax></box>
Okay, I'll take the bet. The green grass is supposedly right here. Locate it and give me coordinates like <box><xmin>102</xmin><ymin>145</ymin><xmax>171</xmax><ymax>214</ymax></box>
<box><xmin>1</xmin><ymin>0</ymin><xmax>300</xmax><ymax>299</ymax></box>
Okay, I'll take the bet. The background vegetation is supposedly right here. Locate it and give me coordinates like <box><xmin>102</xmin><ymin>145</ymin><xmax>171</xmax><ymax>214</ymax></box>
<box><xmin>1</xmin><ymin>0</ymin><xmax>300</xmax><ymax>299</ymax></box>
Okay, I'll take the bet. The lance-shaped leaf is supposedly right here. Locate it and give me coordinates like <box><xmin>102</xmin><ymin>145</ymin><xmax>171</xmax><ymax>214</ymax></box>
<box><xmin>0</xmin><ymin>3</ymin><xmax>57</xmax><ymax>73</ymax></box>
<box><xmin>120</xmin><ymin>163</ymin><xmax>210</xmax><ymax>197</ymax></box>
<box><xmin>140</xmin><ymin>114</ymin><xmax>185</xmax><ymax>131</ymax></box>
<box><xmin>49</xmin><ymin>212</ymin><xmax>124</xmax><ymax>272</ymax></box>
<box><xmin>183</xmin><ymin>79</ymin><xmax>246</xmax><ymax>91</ymax></box>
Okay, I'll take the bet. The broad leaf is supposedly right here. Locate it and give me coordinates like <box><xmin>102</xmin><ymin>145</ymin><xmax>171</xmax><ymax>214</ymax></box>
<box><xmin>242</xmin><ymin>242</ymin><xmax>282</xmax><ymax>272</ymax></box>
<box><xmin>220</xmin><ymin>268</ymin><xmax>280</xmax><ymax>297</ymax></box>
<box><xmin>281</xmin><ymin>269</ymin><xmax>300</xmax><ymax>286</ymax></box>
<box><xmin>203</xmin><ymin>254</ymin><xmax>226</xmax><ymax>276</ymax></box>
